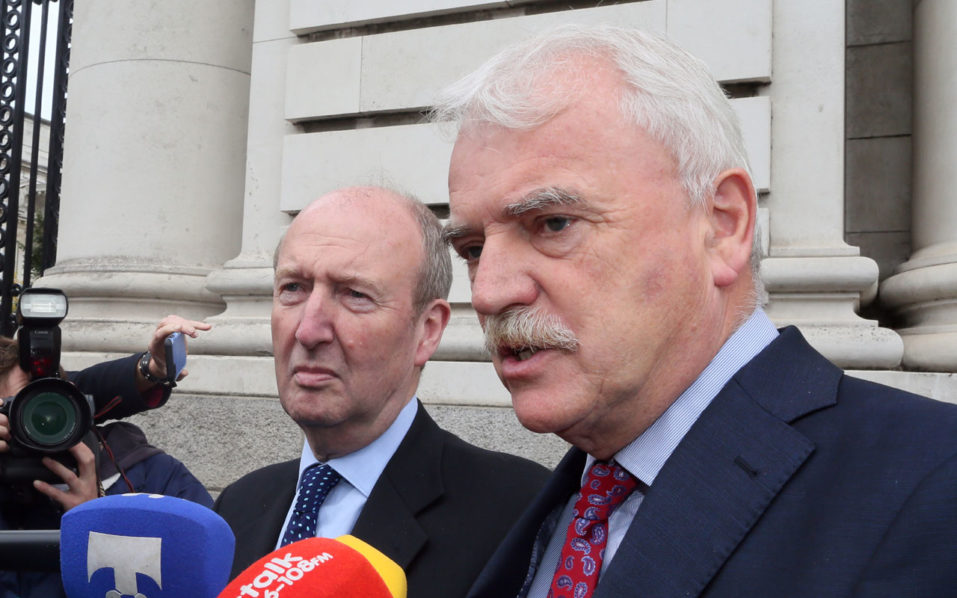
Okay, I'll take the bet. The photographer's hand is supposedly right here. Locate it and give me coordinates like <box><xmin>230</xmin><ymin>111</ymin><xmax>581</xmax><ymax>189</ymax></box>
<box><xmin>137</xmin><ymin>315</ymin><xmax>212</xmax><ymax>391</ymax></box>
<box><xmin>33</xmin><ymin>442</ymin><xmax>99</xmax><ymax>511</ymax></box>
<box><xmin>0</xmin><ymin>368</ymin><xmax>29</xmax><ymax>449</ymax></box>
<box><xmin>0</xmin><ymin>412</ymin><xmax>9</xmax><ymax>451</ymax></box>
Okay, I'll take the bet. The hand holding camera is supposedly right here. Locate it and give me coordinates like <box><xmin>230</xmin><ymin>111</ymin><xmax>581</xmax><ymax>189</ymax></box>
<box><xmin>1</xmin><ymin>290</ymin><xmax>212</xmax><ymax>523</ymax></box>
<box><xmin>0</xmin><ymin>289</ymin><xmax>94</xmax><ymax>488</ymax></box>
<box><xmin>0</xmin><ymin>412</ymin><xmax>97</xmax><ymax>511</ymax></box>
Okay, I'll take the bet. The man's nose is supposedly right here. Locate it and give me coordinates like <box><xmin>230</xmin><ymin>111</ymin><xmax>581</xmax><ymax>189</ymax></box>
<box><xmin>468</xmin><ymin>235</ymin><xmax>538</xmax><ymax>316</ymax></box>
<box><xmin>294</xmin><ymin>289</ymin><xmax>335</xmax><ymax>348</ymax></box>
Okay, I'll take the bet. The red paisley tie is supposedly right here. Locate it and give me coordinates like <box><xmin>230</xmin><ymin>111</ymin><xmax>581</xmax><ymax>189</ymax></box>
<box><xmin>548</xmin><ymin>460</ymin><xmax>638</xmax><ymax>598</ymax></box>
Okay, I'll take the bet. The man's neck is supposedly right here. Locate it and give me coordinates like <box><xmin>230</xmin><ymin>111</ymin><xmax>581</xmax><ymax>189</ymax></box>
<box><xmin>304</xmin><ymin>395</ymin><xmax>416</xmax><ymax>461</ymax></box>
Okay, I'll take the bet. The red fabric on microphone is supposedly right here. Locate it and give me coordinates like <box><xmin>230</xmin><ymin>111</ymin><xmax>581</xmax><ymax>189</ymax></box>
<box><xmin>216</xmin><ymin>535</ymin><xmax>406</xmax><ymax>598</ymax></box>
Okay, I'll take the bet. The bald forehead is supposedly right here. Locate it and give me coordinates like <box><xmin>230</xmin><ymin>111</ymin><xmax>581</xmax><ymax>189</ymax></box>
<box><xmin>300</xmin><ymin>186</ymin><xmax>408</xmax><ymax>218</ymax></box>
<box><xmin>278</xmin><ymin>187</ymin><xmax>424</xmax><ymax>264</ymax></box>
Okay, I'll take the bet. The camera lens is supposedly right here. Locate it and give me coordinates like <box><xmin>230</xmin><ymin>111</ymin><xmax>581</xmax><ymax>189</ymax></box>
<box><xmin>7</xmin><ymin>378</ymin><xmax>93</xmax><ymax>453</ymax></box>
<box><xmin>21</xmin><ymin>391</ymin><xmax>78</xmax><ymax>446</ymax></box>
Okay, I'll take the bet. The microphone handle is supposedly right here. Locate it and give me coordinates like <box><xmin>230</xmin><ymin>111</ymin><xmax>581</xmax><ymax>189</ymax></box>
<box><xmin>0</xmin><ymin>529</ymin><xmax>61</xmax><ymax>571</ymax></box>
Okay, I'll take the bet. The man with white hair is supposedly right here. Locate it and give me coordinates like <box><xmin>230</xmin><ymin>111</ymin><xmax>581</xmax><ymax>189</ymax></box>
<box><xmin>436</xmin><ymin>25</ymin><xmax>957</xmax><ymax>597</ymax></box>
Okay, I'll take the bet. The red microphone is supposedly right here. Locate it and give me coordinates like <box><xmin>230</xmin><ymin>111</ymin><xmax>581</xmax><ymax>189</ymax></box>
<box><xmin>217</xmin><ymin>535</ymin><xmax>406</xmax><ymax>598</ymax></box>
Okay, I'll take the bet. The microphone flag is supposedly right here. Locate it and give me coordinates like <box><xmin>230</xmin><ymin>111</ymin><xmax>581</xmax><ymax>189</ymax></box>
<box><xmin>216</xmin><ymin>535</ymin><xmax>406</xmax><ymax>598</ymax></box>
<box><xmin>60</xmin><ymin>493</ymin><xmax>235</xmax><ymax>598</ymax></box>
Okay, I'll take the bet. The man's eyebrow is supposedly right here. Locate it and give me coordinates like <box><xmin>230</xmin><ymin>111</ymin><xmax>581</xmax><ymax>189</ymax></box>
<box><xmin>273</xmin><ymin>264</ymin><xmax>300</xmax><ymax>281</ymax></box>
<box><xmin>505</xmin><ymin>187</ymin><xmax>584</xmax><ymax>217</ymax></box>
<box><xmin>442</xmin><ymin>223</ymin><xmax>471</xmax><ymax>243</ymax></box>
<box><xmin>334</xmin><ymin>273</ymin><xmax>384</xmax><ymax>296</ymax></box>
<box><xmin>442</xmin><ymin>187</ymin><xmax>585</xmax><ymax>242</ymax></box>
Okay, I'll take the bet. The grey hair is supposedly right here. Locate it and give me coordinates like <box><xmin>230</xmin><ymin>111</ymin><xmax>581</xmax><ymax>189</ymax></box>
<box><xmin>432</xmin><ymin>23</ymin><xmax>764</xmax><ymax>306</ymax></box>
<box><xmin>399</xmin><ymin>192</ymin><xmax>453</xmax><ymax>312</ymax></box>
<box><xmin>432</xmin><ymin>24</ymin><xmax>752</xmax><ymax>207</ymax></box>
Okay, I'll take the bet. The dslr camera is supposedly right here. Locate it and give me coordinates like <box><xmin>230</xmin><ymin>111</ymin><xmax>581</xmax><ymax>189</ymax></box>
<box><xmin>0</xmin><ymin>288</ymin><xmax>94</xmax><ymax>490</ymax></box>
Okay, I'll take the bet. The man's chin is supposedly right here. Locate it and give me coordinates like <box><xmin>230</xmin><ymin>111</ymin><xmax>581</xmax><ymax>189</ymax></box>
<box><xmin>280</xmin><ymin>392</ymin><xmax>342</xmax><ymax>423</ymax></box>
<box><xmin>510</xmin><ymin>392</ymin><xmax>570</xmax><ymax>435</ymax></box>
<box><xmin>288</xmin><ymin>408</ymin><xmax>349</xmax><ymax>430</ymax></box>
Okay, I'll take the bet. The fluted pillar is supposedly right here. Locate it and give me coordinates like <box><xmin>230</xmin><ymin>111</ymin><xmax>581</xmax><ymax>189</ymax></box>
<box><xmin>880</xmin><ymin>0</ymin><xmax>957</xmax><ymax>371</ymax></box>
<box><xmin>39</xmin><ymin>0</ymin><xmax>253</xmax><ymax>351</ymax></box>
<box><xmin>760</xmin><ymin>0</ymin><xmax>903</xmax><ymax>369</ymax></box>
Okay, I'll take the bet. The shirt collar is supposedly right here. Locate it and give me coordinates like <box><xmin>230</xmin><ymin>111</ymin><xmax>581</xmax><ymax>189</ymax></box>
<box><xmin>297</xmin><ymin>397</ymin><xmax>419</xmax><ymax>497</ymax></box>
<box><xmin>588</xmin><ymin>309</ymin><xmax>778</xmax><ymax>486</ymax></box>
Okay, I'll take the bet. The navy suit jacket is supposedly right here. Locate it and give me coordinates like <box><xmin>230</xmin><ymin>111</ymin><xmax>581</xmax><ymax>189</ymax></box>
<box><xmin>215</xmin><ymin>403</ymin><xmax>550</xmax><ymax>598</ymax></box>
<box><xmin>468</xmin><ymin>326</ymin><xmax>957</xmax><ymax>597</ymax></box>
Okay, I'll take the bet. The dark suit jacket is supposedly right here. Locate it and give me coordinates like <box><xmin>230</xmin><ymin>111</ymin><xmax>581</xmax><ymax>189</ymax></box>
<box><xmin>468</xmin><ymin>326</ymin><xmax>957</xmax><ymax>597</ymax></box>
<box><xmin>215</xmin><ymin>403</ymin><xmax>550</xmax><ymax>598</ymax></box>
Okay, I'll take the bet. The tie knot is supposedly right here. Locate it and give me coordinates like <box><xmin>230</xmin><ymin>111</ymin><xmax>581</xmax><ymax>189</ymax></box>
<box><xmin>301</xmin><ymin>462</ymin><xmax>338</xmax><ymax>487</ymax></box>
<box><xmin>296</xmin><ymin>463</ymin><xmax>341</xmax><ymax>507</ymax></box>
<box><xmin>573</xmin><ymin>461</ymin><xmax>638</xmax><ymax>523</ymax></box>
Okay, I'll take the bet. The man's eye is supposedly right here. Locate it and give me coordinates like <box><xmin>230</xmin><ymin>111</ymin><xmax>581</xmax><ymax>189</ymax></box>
<box><xmin>457</xmin><ymin>244</ymin><xmax>483</xmax><ymax>261</ymax></box>
<box><xmin>542</xmin><ymin>216</ymin><xmax>571</xmax><ymax>233</ymax></box>
<box><xmin>347</xmin><ymin>289</ymin><xmax>369</xmax><ymax>300</ymax></box>
<box><xmin>275</xmin><ymin>281</ymin><xmax>306</xmax><ymax>303</ymax></box>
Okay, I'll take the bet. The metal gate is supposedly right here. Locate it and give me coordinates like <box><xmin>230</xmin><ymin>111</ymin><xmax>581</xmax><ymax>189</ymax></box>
<box><xmin>0</xmin><ymin>0</ymin><xmax>72</xmax><ymax>337</ymax></box>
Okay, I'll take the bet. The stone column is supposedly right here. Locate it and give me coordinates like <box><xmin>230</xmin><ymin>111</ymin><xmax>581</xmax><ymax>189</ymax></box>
<box><xmin>759</xmin><ymin>0</ymin><xmax>903</xmax><ymax>369</ymax></box>
<box><xmin>40</xmin><ymin>0</ymin><xmax>253</xmax><ymax>351</ymax></box>
<box><xmin>198</xmin><ymin>0</ymin><xmax>300</xmax><ymax>397</ymax></box>
<box><xmin>881</xmin><ymin>0</ymin><xmax>957</xmax><ymax>371</ymax></box>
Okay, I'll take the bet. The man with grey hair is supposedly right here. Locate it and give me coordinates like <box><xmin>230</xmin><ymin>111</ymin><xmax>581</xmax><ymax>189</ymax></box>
<box><xmin>215</xmin><ymin>186</ymin><xmax>548</xmax><ymax>598</ymax></box>
<box><xmin>436</xmin><ymin>25</ymin><xmax>957</xmax><ymax>597</ymax></box>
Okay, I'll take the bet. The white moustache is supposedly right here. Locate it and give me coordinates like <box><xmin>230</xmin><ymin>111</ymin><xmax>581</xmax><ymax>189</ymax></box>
<box><xmin>483</xmin><ymin>306</ymin><xmax>579</xmax><ymax>355</ymax></box>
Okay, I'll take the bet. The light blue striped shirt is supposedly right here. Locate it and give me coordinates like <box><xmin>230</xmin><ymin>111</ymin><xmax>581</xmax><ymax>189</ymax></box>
<box><xmin>275</xmin><ymin>397</ymin><xmax>418</xmax><ymax>548</ymax></box>
<box><xmin>527</xmin><ymin>309</ymin><xmax>779</xmax><ymax>596</ymax></box>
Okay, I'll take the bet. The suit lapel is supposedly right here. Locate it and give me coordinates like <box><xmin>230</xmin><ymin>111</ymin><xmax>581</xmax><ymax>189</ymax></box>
<box><xmin>230</xmin><ymin>461</ymin><xmax>298</xmax><ymax>574</ymax></box>
<box><xmin>468</xmin><ymin>448</ymin><xmax>584</xmax><ymax>598</ymax></box>
<box><xmin>597</xmin><ymin>326</ymin><xmax>841</xmax><ymax>597</ymax></box>
<box><xmin>597</xmin><ymin>386</ymin><xmax>814</xmax><ymax>597</ymax></box>
<box><xmin>351</xmin><ymin>404</ymin><xmax>443</xmax><ymax>569</ymax></box>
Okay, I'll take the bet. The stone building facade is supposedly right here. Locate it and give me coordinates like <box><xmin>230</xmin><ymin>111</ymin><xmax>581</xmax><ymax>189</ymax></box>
<box><xmin>40</xmin><ymin>0</ymin><xmax>957</xmax><ymax>492</ymax></box>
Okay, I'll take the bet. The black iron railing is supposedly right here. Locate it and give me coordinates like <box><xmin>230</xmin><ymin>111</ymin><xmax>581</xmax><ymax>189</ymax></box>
<box><xmin>0</xmin><ymin>0</ymin><xmax>72</xmax><ymax>336</ymax></box>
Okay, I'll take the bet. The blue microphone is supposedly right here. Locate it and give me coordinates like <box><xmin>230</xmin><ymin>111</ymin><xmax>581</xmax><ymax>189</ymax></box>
<box><xmin>60</xmin><ymin>493</ymin><xmax>235</xmax><ymax>598</ymax></box>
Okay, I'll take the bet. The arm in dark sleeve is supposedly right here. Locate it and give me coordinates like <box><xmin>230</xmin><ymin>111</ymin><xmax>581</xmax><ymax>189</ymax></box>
<box><xmin>851</xmin><ymin>452</ymin><xmax>957</xmax><ymax>597</ymax></box>
<box><xmin>67</xmin><ymin>354</ymin><xmax>171</xmax><ymax>422</ymax></box>
<box><xmin>104</xmin><ymin>453</ymin><xmax>214</xmax><ymax>509</ymax></box>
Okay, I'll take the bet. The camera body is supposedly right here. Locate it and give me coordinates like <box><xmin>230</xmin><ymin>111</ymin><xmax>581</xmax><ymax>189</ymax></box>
<box><xmin>0</xmin><ymin>288</ymin><xmax>94</xmax><ymax>488</ymax></box>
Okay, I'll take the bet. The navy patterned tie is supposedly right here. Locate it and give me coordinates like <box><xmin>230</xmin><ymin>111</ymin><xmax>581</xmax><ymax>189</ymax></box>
<box><xmin>280</xmin><ymin>463</ymin><xmax>341</xmax><ymax>546</ymax></box>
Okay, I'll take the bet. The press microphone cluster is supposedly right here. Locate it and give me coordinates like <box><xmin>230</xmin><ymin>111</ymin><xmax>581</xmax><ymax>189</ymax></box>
<box><xmin>57</xmin><ymin>492</ymin><xmax>407</xmax><ymax>598</ymax></box>
<box><xmin>60</xmin><ymin>493</ymin><xmax>235</xmax><ymax>598</ymax></box>
<box><xmin>217</xmin><ymin>535</ymin><xmax>406</xmax><ymax>598</ymax></box>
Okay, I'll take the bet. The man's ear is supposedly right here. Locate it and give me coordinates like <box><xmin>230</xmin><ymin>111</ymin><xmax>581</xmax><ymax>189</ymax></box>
<box><xmin>414</xmin><ymin>299</ymin><xmax>452</xmax><ymax>366</ymax></box>
<box><xmin>707</xmin><ymin>168</ymin><xmax>756</xmax><ymax>287</ymax></box>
